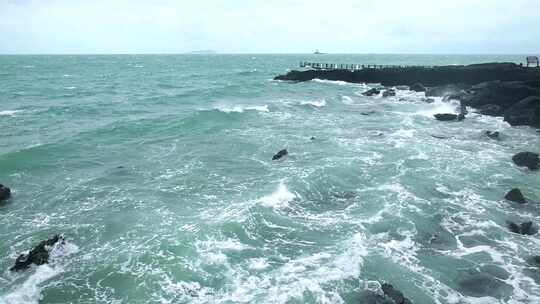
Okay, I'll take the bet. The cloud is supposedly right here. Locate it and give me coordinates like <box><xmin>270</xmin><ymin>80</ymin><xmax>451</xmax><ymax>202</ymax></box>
<box><xmin>0</xmin><ymin>0</ymin><xmax>538</xmax><ymax>54</ymax></box>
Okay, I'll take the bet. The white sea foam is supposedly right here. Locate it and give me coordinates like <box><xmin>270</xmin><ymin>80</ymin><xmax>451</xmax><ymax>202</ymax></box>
<box><xmin>0</xmin><ymin>240</ymin><xmax>79</xmax><ymax>304</ymax></box>
<box><xmin>299</xmin><ymin>99</ymin><xmax>326</xmax><ymax>108</ymax></box>
<box><xmin>312</xmin><ymin>79</ymin><xmax>352</xmax><ymax>86</ymax></box>
<box><xmin>341</xmin><ymin>95</ymin><xmax>354</xmax><ymax>104</ymax></box>
<box><xmin>416</xmin><ymin>99</ymin><xmax>460</xmax><ymax>117</ymax></box>
<box><xmin>0</xmin><ymin>110</ymin><xmax>22</xmax><ymax>116</ymax></box>
<box><xmin>216</xmin><ymin>105</ymin><xmax>269</xmax><ymax>113</ymax></box>
<box><xmin>258</xmin><ymin>180</ymin><xmax>297</xmax><ymax>209</ymax></box>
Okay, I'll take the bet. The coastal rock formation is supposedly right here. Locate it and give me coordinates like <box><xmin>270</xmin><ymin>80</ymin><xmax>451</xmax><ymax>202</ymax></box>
<box><xmin>505</xmin><ymin>188</ymin><xmax>527</xmax><ymax>204</ymax></box>
<box><xmin>434</xmin><ymin>113</ymin><xmax>465</xmax><ymax>121</ymax></box>
<box><xmin>272</xmin><ymin>149</ymin><xmax>288</xmax><ymax>161</ymax></box>
<box><xmin>381</xmin><ymin>283</ymin><xmax>413</xmax><ymax>304</ymax></box>
<box><xmin>409</xmin><ymin>83</ymin><xmax>426</xmax><ymax>92</ymax></box>
<box><xmin>359</xmin><ymin>283</ymin><xmax>413</xmax><ymax>304</ymax></box>
<box><xmin>0</xmin><ymin>184</ymin><xmax>11</xmax><ymax>201</ymax></box>
<box><xmin>479</xmin><ymin>104</ymin><xmax>503</xmax><ymax>116</ymax></box>
<box><xmin>512</xmin><ymin>152</ymin><xmax>540</xmax><ymax>170</ymax></box>
<box><xmin>507</xmin><ymin>221</ymin><xmax>537</xmax><ymax>235</ymax></box>
<box><xmin>503</xmin><ymin>96</ymin><xmax>540</xmax><ymax>128</ymax></box>
<box><xmin>383</xmin><ymin>89</ymin><xmax>396</xmax><ymax>97</ymax></box>
<box><xmin>11</xmin><ymin>235</ymin><xmax>64</xmax><ymax>271</ymax></box>
<box><xmin>362</xmin><ymin>88</ymin><xmax>380</xmax><ymax>96</ymax></box>
<box><xmin>485</xmin><ymin>131</ymin><xmax>500</xmax><ymax>140</ymax></box>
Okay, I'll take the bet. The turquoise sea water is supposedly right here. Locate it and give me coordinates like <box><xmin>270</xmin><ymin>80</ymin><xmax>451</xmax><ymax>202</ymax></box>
<box><xmin>1</xmin><ymin>54</ymin><xmax>540</xmax><ymax>303</ymax></box>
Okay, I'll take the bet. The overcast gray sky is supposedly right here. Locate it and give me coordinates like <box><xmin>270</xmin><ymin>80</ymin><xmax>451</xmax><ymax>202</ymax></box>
<box><xmin>1</xmin><ymin>0</ymin><xmax>539</xmax><ymax>54</ymax></box>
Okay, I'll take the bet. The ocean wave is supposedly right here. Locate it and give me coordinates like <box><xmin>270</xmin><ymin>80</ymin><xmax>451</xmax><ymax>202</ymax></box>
<box><xmin>258</xmin><ymin>180</ymin><xmax>297</xmax><ymax>209</ymax></box>
<box><xmin>299</xmin><ymin>99</ymin><xmax>327</xmax><ymax>108</ymax></box>
<box><xmin>341</xmin><ymin>95</ymin><xmax>354</xmax><ymax>105</ymax></box>
<box><xmin>312</xmin><ymin>79</ymin><xmax>356</xmax><ymax>86</ymax></box>
<box><xmin>0</xmin><ymin>110</ymin><xmax>23</xmax><ymax>117</ymax></box>
<box><xmin>215</xmin><ymin>105</ymin><xmax>270</xmax><ymax>113</ymax></box>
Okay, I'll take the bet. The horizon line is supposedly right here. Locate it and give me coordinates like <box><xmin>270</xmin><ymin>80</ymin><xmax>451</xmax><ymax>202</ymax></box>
<box><xmin>0</xmin><ymin>52</ymin><xmax>538</xmax><ymax>56</ymax></box>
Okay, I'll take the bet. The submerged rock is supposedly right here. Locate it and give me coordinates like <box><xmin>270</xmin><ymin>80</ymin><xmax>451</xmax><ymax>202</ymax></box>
<box><xmin>382</xmin><ymin>89</ymin><xmax>396</xmax><ymax>97</ymax></box>
<box><xmin>507</xmin><ymin>221</ymin><xmax>537</xmax><ymax>235</ymax></box>
<box><xmin>409</xmin><ymin>83</ymin><xmax>426</xmax><ymax>92</ymax></box>
<box><xmin>434</xmin><ymin>113</ymin><xmax>465</xmax><ymax>121</ymax></box>
<box><xmin>363</xmin><ymin>88</ymin><xmax>381</xmax><ymax>96</ymax></box>
<box><xmin>505</xmin><ymin>188</ymin><xmax>527</xmax><ymax>204</ymax></box>
<box><xmin>0</xmin><ymin>184</ymin><xmax>11</xmax><ymax>201</ymax></box>
<box><xmin>11</xmin><ymin>235</ymin><xmax>64</xmax><ymax>271</ymax></box>
<box><xmin>485</xmin><ymin>131</ymin><xmax>500</xmax><ymax>140</ymax></box>
<box><xmin>512</xmin><ymin>152</ymin><xmax>540</xmax><ymax>170</ymax></box>
<box><xmin>381</xmin><ymin>283</ymin><xmax>412</xmax><ymax>304</ymax></box>
<box><xmin>272</xmin><ymin>149</ymin><xmax>288</xmax><ymax>161</ymax></box>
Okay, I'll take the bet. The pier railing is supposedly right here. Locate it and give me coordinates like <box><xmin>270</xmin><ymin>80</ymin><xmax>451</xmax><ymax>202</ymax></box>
<box><xmin>300</xmin><ymin>61</ymin><xmax>435</xmax><ymax>70</ymax></box>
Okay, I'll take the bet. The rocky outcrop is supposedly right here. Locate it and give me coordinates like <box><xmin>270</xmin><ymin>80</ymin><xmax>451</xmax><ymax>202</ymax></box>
<box><xmin>434</xmin><ymin>113</ymin><xmax>465</xmax><ymax>121</ymax></box>
<box><xmin>507</xmin><ymin>221</ymin><xmax>537</xmax><ymax>235</ymax></box>
<box><xmin>485</xmin><ymin>131</ymin><xmax>500</xmax><ymax>140</ymax></box>
<box><xmin>11</xmin><ymin>235</ymin><xmax>64</xmax><ymax>271</ymax></box>
<box><xmin>505</xmin><ymin>188</ymin><xmax>527</xmax><ymax>204</ymax></box>
<box><xmin>362</xmin><ymin>88</ymin><xmax>380</xmax><ymax>96</ymax></box>
<box><xmin>479</xmin><ymin>104</ymin><xmax>503</xmax><ymax>116</ymax></box>
<box><xmin>359</xmin><ymin>283</ymin><xmax>413</xmax><ymax>304</ymax></box>
<box><xmin>272</xmin><ymin>149</ymin><xmax>288</xmax><ymax>161</ymax></box>
<box><xmin>503</xmin><ymin>96</ymin><xmax>540</xmax><ymax>128</ymax></box>
<box><xmin>409</xmin><ymin>83</ymin><xmax>426</xmax><ymax>92</ymax></box>
<box><xmin>0</xmin><ymin>184</ymin><xmax>11</xmax><ymax>201</ymax></box>
<box><xmin>512</xmin><ymin>152</ymin><xmax>539</xmax><ymax>170</ymax></box>
<box><xmin>383</xmin><ymin>89</ymin><xmax>396</xmax><ymax>97</ymax></box>
<box><xmin>381</xmin><ymin>283</ymin><xmax>412</xmax><ymax>304</ymax></box>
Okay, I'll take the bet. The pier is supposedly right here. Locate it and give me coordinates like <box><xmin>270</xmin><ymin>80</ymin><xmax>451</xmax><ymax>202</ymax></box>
<box><xmin>300</xmin><ymin>61</ymin><xmax>435</xmax><ymax>70</ymax></box>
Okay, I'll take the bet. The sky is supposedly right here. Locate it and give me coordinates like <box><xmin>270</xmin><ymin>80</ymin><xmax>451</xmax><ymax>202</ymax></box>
<box><xmin>0</xmin><ymin>0</ymin><xmax>539</xmax><ymax>54</ymax></box>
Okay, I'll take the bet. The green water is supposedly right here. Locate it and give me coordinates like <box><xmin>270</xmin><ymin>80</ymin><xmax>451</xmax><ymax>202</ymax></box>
<box><xmin>1</xmin><ymin>54</ymin><xmax>539</xmax><ymax>303</ymax></box>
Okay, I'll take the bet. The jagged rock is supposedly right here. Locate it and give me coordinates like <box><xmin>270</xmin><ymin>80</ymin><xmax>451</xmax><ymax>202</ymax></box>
<box><xmin>434</xmin><ymin>113</ymin><xmax>465</xmax><ymax>121</ymax></box>
<box><xmin>363</xmin><ymin>88</ymin><xmax>381</xmax><ymax>96</ymax></box>
<box><xmin>0</xmin><ymin>184</ymin><xmax>11</xmax><ymax>201</ymax></box>
<box><xmin>485</xmin><ymin>131</ymin><xmax>500</xmax><ymax>140</ymax></box>
<box><xmin>11</xmin><ymin>235</ymin><xmax>64</xmax><ymax>271</ymax></box>
<box><xmin>410</xmin><ymin>83</ymin><xmax>426</xmax><ymax>92</ymax></box>
<box><xmin>381</xmin><ymin>283</ymin><xmax>412</xmax><ymax>304</ymax></box>
<box><xmin>426</xmin><ymin>84</ymin><xmax>468</xmax><ymax>97</ymax></box>
<box><xmin>505</xmin><ymin>188</ymin><xmax>527</xmax><ymax>204</ymax></box>
<box><xmin>479</xmin><ymin>104</ymin><xmax>503</xmax><ymax>116</ymax></box>
<box><xmin>503</xmin><ymin>96</ymin><xmax>540</xmax><ymax>128</ymax></box>
<box><xmin>462</xmin><ymin>81</ymin><xmax>540</xmax><ymax>109</ymax></box>
<box><xmin>272</xmin><ymin>149</ymin><xmax>288</xmax><ymax>161</ymax></box>
<box><xmin>507</xmin><ymin>221</ymin><xmax>537</xmax><ymax>235</ymax></box>
<box><xmin>512</xmin><ymin>152</ymin><xmax>540</xmax><ymax>170</ymax></box>
<box><xmin>383</xmin><ymin>89</ymin><xmax>396</xmax><ymax>97</ymax></box>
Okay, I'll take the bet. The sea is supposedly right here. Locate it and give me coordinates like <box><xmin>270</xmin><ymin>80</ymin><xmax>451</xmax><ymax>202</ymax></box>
<box><xmin>1</xmin><ymin>54</ymin><xmax>539</xmax><ymax>304</ymax></box>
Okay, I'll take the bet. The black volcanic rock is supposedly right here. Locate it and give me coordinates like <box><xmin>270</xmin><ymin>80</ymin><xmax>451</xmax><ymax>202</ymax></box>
<box><xmin>512</xmin><ymin>152</ymin><xmax>539</xmax><ymax>170</ymax></box>
<box><xmin>505</xmin><ymin>188</ymin><xmax>527</xmax><ymax>204</ymax></box>
<box><xmin>507</xmin><ymin>221</ymin><xmax>537</xmax><ymax>235</ymax></box>
<box><xmin>11</xmin><ymin>235</ymin><xmax>64</xmax><ymax>271</ymax></box>
<box><xmin>272</xmin><ymin>149</ymin><xmax>288</xmax><ymax>161</ymax></box>
<box><xmin>383</xmin><ymin>89</ymin><xmax>396</xmax><ymax>97</ymax></box>
<box><xmin>0</xmin><ymin>184</ymin><xmax>11</xmax><ymax>201</ymax></box>
<box><xmin>381</xmin><ymin>283</ymin><xmax>412</xmax><ymax>304</ymax></box>
<box><xmin>363</xmin><ymin>88</ymin><xmax>381</xmax><ymax>96</ymax></box>
<box><xmin>504</xmin><ymin>96</ymin><xmax>540</xmax><ymax>128</ymax></box>
<box><xmin>462</xmin><ymin>81</ymin><xmax>540</xmax><ymax>109</ymax></box>
<box><xmin>485</xmin><ymin>131</ymin><xmax>500</xmax><ymax>140</ymax></box>
<box><xmin>479</xmin><ymin>104</ymin><xmax>503</xmax><ymax>116</ymax></box>
<box><xmin>434</xmin><ymin>113</ymin><xmax>465</xmax><ymax>121</ymax></box>
<box><xmin>410</xmin><ymin>83</ymin><xmax>426</xmax><ymax>92</ymax></box>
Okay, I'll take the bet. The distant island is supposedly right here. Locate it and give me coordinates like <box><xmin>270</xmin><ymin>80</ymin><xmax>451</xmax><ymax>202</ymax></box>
<box><xmin>187</xmin><ymin>50</ymin><xmax>218</xmax><ymax>54</ymax></box>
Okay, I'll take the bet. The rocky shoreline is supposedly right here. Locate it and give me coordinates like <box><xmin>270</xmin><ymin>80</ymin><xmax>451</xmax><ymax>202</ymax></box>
<box><xmin>275</xmin><ymin>62</ymin><xmax>540</xmax><ymax>129</ymax></box>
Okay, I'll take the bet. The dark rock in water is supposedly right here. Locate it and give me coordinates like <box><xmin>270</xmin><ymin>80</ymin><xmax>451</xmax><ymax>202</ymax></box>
<box><xmin>434</xmin><ymin>113</ymin><xmax>464</xmax><ymax>121</ymax></box>
<box><xmin>11</xmin><ymin>235</ymin><xmax>64</xmax><ymax>271</ymax></box>
<box><xmin>0</xmin><ymin>184</ymin><xmax>11</xmax><ymax>201</ymax></box>
<box><xmin>381</xmin><ymin>283</ymin><xmax>412</xmax><ymax>304</ymax></box>
<box><xmin>358</xmin><ymin>290</ymin><xmax>388</xmax><ymax>304</ymax></box>
<box><xmin>507</xmin><ymin>221</ymin><xmax>537</xmax><ymax>235</ymax></box>
<box><xmin>485</xmin><ymin>131</ymin><xmax>500</xmax><ymax>140</ymax></box>
<box><xmin>505</xmin><ymin>188</ymin><xmax>527</xmax><ymax>204</ymax></box>
<box><xmin>512</xmin><ymin>151</ymin><xmax>540</xmax><ymax>170</ymax></box>
<box><xmin>272</xmin><ymin>149</ymin><xmax>288</xmax><ymax>161</ymax></box>
<box><xmin>363</xmin><ymin>88</ymin><xmax>381</xmax><ymax>96</ymax></box>
<box><xmin>395</xmin><ymin>85</ymin><xmax>409</xmax><ymax>90</ymax></box>
<box><xmin>479</xmin><ymin>104</ymin><xmax>503</xmax><ymax>116</ymax></box>
<box><xmin>361</xmin><ymin>111</ymin><xmax>376</xmax><ymax>115</ymax></box>
<box><xmin>431</xmin><ymin>134</ymin><xmax>453</xmax><ymax>139</ymax></box>
<box><xmin>310</xmin><ymin>136</ymin><xmax>316</xmax><ymax>140</ymax></box>
<box><xmin>457</xmin><ymin>268</ymin><xmax>513</xmax><ymax>298</ymax></box>
<box><xmin>530</xmin><ymin>255</ymin><xmax>540</xmax><ymax>267</ymax></box>
<box><xmin>503</xmin><ymin>96</ymin><xmax>540</xmax><ymax>128</ymax></box>
<box><xmin>382</xmin><ymin>89</ymin><xmax>396</xmax><ymax>97</ymax></box>
<box><xmin>462</xmin><ymin>81</ymin><xmax>540</xmax><ymax>109</ymax></box>
<box><xmin>410</xmin><ymin>83</ymin><xmax>426</xmax><ymax>92</ymax></box>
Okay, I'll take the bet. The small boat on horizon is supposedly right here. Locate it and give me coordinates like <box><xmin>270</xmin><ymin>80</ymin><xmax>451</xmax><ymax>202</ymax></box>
<box><xmin>314</xmin><ymin>49</ymin><xmax>326</xmax><ymax>55</ymax></box>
